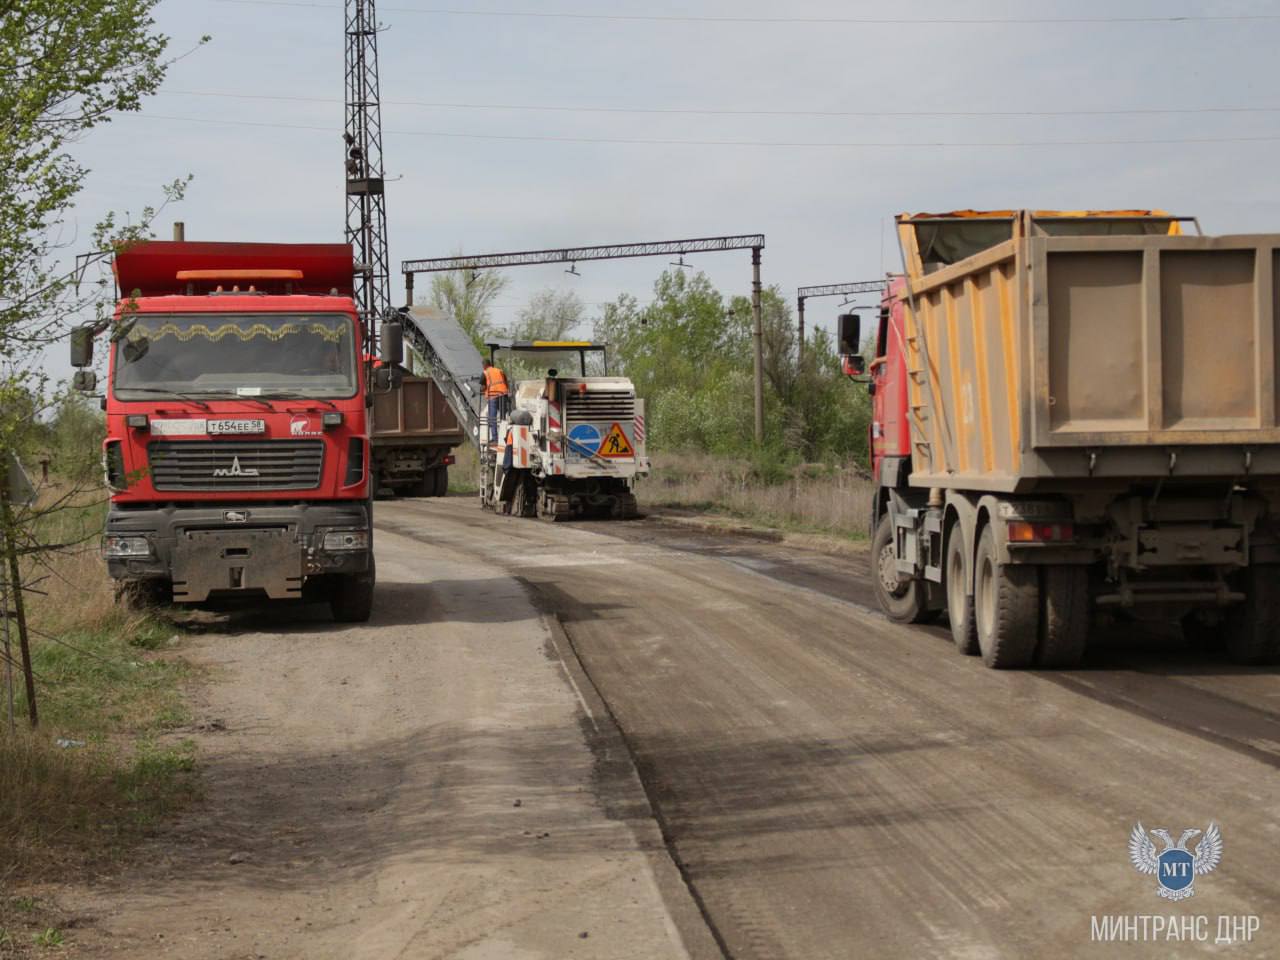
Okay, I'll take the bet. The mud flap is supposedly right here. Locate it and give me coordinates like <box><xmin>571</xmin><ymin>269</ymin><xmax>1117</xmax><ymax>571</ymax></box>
<box><xmin>172</xmin><ymin>528</ymin><xmax>302</xmax><ymax>602</ymax></box>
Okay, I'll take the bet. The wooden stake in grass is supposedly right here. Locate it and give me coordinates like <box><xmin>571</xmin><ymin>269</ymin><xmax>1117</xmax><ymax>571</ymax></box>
<box><xmin>0</xmin><ymin>474</ymin><xmax>37</xmax><ymax>728</ymax></box>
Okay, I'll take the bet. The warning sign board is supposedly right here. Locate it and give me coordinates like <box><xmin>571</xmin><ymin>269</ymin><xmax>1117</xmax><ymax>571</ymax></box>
<box><xmin>597</xmin><ymin>422</ymin><xmax>635</xmax><ymax>459</ymax></box>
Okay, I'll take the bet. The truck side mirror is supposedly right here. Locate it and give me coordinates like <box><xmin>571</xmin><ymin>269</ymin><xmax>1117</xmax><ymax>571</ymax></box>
<box><xmin>379</xmin><ymin>321</ymin><xmax>403</xmax><ymax>367</ymax></box>
<box><xmin>372</xmin><ymin>366</ymin><xmax>392</xmax><ymax>392</ymax></box>
<box><xmin>70</xmin><ymin>325</ymin><xmax>95</xmax><ymax>367</ymax></box>
<box><xmin>72</xmin><ymin>370</ymin><xmax>98</xmax><ymax>392</ymax></box>
<box><xmin>837</xmin><ymin>313</ymin><xmax>862</xmax><ymax>356</ymax></box>
<box><xmin>842</xmin><ymin>355</ymin><xmax>867</xmax><ymax>378</ymax></box>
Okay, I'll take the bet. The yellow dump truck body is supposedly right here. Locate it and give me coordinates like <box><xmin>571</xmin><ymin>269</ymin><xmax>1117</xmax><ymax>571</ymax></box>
<box><xmin>897</xmin><ymin>210</ymin><xmax>1280</xmax><ymax>492</ymax></box>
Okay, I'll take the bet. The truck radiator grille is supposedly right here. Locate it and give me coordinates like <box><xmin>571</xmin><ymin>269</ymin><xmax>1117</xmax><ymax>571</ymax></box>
<box><xmin>564</xmin><ymin>391</ymin><xmax>635</xmax><ymax>421</ymax></box>
<box><xmin>147</xmin><ymin>440</ymin><xmax>324</xmax><ymax>491</ymax></box>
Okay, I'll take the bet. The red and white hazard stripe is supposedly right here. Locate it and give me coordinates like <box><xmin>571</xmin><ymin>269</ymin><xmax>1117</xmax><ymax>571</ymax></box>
<box><xmin>634</xmin><ymin>414</ymin><xmax>645</xmax><ymax>443</ymax></box>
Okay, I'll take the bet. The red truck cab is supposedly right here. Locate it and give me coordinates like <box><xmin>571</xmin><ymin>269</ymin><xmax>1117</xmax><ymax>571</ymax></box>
<box><xmin>73</xmin><ymin>241</ymin><xmax>378</xmax><ymax>621</ymax></box>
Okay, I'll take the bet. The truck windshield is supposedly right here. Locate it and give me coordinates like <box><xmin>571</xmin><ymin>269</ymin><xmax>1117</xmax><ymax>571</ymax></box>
<box><xmin>112</xmin><ymin>313</ymin><xmax>358</xmax><ymax>400</ymax></box>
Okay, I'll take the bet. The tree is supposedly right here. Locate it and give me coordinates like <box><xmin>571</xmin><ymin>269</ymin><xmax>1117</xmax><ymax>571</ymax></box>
<box><xmin>512</xmin><ymin>288</ymin><xmax>584</xmax><ymax>342</ymax></box>
<box><xmin>422</xmin><ymin>266</ymin><xmax>509</xmax><ymax>349</ymax></box>
<box><xmin>0</xmin><ymin>1</ymin><xmax>199</xmax><ymax>727</ymax></box>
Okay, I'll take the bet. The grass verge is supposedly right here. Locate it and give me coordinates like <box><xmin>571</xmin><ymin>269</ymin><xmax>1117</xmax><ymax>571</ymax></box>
<box><xmin>1</xmin><ymin>493</ymin><xmax>197</xmax><ymax>928</ymax></box>
<box><xmin>638</xmin><ymin>450</ymin><xmax>874</xmax><ymax>541</ymax></box>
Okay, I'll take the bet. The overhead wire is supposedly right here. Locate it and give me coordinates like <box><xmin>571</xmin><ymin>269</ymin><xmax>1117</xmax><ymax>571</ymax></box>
<box><xmin>131</xmin><ymin>113</ymin><xmax>1280</xmax><ymax>148</ymax></box>
<box><xmin>159</xmin><ymin>89</ymin><xmax>1280</xmax><ymax>120</ymax></box>
<box><xmin>212</xmin><ymin>1</ymin><xmax>1280</xmax><ymax>26</ymax></box>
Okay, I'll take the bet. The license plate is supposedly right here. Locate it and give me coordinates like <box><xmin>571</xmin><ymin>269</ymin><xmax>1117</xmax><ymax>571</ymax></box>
<box><xmin>207</xmin><ymin>419</ymin><xmax>265</xmax><ymax>435</ymax></box>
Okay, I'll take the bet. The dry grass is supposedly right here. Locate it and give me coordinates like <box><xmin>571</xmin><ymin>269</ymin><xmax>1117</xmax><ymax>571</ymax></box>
<box><xmin>1</xmin><ymin>493</ymin><xmax>197</xmax><ymax>889</ymax></box>
<box><xmin>639</xmin><ymin>450</ymin><xmax>874</xmax><ymax>540</ymax></box>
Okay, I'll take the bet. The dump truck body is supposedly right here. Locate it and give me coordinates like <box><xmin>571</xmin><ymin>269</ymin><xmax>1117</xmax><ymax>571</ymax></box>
<box><xmin>369</xmin><ymin>375</ymin><xmax>463</xmax><ymax>497</ymax></box>
<box><xmin>855</xmin><ymin>211</ymin><xmax>1280</xmax><ymax>668</ymax></box>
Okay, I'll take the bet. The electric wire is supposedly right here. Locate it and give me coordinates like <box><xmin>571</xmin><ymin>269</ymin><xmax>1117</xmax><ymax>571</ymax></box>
<box><xmin>134</xmin><ymin>112</ymin><xmax>1280</xmax><ymax>148</ymax></box>
<box><xmin>213</xmin><ymin>0</ymin><xmax>1280</xmax><ymax>26</ymax></box>
<box><xmin>161</xmin><ymin>88</ymin><xmax>1280</xmax><ymax>120</ymax></box>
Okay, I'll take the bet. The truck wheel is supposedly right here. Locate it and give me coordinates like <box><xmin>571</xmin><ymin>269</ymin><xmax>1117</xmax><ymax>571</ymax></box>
<box><xmin>330</xmin><ymin>558</ymin><xmax>375</xmax><ymax>623</ymax></box>
<box><xmin>1225</xmin><ymin>564</ymin><xmax>1280</xmax><ymax>664</ymax></box>
<box><xmin>432</xmin><ymin>465</ymin><xmax>449</xmax><ymax>497</ymax></box>
<box><xmin>945</xmin><ymin>527</ymin><xmax>979</xmax><ymax>655</ymax></box>
<box><xmin>973</xmin><ymin>525</ymin><xmax>1038</xmax><ymax>669</ymax></box>
<box><xmin>872</xmin><ymin>513</ymin><xmax>931</xmax><ymax>624</ymax></box>
<box><xmin>1037</xmin><ymin>566</ymin><xmax>1090</xmax><ymax>668</ymax></box>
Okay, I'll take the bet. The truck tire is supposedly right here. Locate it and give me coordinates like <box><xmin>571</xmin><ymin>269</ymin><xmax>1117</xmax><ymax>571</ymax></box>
<box><xmin>330</xmin><ymin>558</ymin><xmax>375</xmax><ymax>623</ymax></box>
<box><xmin>1225</xmin><ymin>564</ymin><xmax>1280</xmax><ymax>664</ymax></box>
<box><xmin>432</xmin><ymin>465</ymin><xmax>449</xmax><ymax>497</ymax></box>
<box><xmin>1036</xmin><ymin>565</ymin><xmax>1090</xmax><ymax>668</ymax></box>
<box><xmin>872</xmin><ymin>513</ymin><xmax>931</xmax><ymax>624</ymax></box>
<box><xmin>944</xmin><ymin>527</ymin><xmax>979</xmax><ymax>655</ymax></box>
<box><xmin>973</xmin><ymin>525</ymin><xmax>1038</xmax><ymax>669</ymax></box>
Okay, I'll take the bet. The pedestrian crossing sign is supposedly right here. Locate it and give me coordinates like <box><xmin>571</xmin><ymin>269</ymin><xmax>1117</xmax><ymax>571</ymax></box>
<box><xmin>597</xmin><ymin>422</ymin><xmax>635</xmax><ymax>458</ymax></box>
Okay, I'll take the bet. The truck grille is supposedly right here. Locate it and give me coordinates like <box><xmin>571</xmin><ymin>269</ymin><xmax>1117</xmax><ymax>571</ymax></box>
<box><xmin>148</xmin><ymin>440</ymin><xmax>324</xmax><ymax>491</ymax></box>
<box><xmin>565</xmin><ymin>390</ymin><xmax>634</xmax><ymax>421</ymax></box>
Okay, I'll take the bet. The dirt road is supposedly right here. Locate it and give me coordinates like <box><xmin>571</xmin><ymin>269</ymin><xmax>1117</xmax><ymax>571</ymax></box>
<box><xmin>59</xmin><ymin>496</ymin><xmax>1280</xmax><ymax>959</ymax></box>
<box><xmin>60</xmin><ymin>522</ymin><xmax>713</xmax><ymax>960</ymax></box>
<box><xmin>381</xmin><ymin>498</ymin><xmax>1280</xmax><ymax>959</ymax></box>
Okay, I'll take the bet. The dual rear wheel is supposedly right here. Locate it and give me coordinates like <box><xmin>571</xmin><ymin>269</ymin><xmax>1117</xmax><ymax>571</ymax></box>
<box><xmin>946</xmin><ymin>523</ymin><xmax>1089</xmax><ymax>669</ymax></box>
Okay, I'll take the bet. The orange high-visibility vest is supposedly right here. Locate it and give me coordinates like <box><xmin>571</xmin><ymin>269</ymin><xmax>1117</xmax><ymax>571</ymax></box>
<box><xmin>483</xmin><ymin>366</ymin><xmax>509</xmax><ymax>397</ymax></box>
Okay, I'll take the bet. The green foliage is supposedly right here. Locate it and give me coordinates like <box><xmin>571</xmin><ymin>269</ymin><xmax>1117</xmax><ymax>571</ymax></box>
<box><xmin>595</xmin><ymin>270</ymin><xmax>872</xmax><ymax>466</ymax></box>
<box><xmin>423</xmin><ymin>266</ymin><xmax>509</xmax><ymax>350</ymax></box>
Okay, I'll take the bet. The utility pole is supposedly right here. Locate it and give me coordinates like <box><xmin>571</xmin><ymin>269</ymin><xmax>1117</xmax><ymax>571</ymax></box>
<box><xmin>751</xmin><ymin>246</ymin><xmax>764</xmax><ymax>444</ymax></box>
<box><xmin>344</xmin><ymin>0</ymin><xmax>392</xmax><ymax>339</ymax></box>
<box><xmin>796</xmin><ymin>280</ymin><xmax>886</xmax><ymax>363</ymax></box>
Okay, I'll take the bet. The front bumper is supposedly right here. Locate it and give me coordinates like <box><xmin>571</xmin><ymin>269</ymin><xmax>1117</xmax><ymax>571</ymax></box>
<box><xmin>104</xmin><ymin>501</ymin><xmax>371</xmax><ymax>601</ymax></box>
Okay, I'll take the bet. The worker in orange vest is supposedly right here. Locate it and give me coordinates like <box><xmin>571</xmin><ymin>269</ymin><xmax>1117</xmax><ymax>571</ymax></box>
<box><xmin>482</xmin><ymin>358</ymin><xmax>509</xmax><ymax>442</ymax></box>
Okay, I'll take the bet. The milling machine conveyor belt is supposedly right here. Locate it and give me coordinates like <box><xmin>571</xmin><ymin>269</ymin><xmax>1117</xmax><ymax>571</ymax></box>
<box><xmin>396</xmin><ymin>306</ymin><xmax>485</xmax><ymax>445</ymax></box>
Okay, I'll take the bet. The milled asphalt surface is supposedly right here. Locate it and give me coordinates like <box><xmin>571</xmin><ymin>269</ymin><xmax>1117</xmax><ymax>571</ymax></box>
<box><xmin>381</xmin><ymin>497</ymin><xmax>1280</xmax><ymax>960</ymax></box>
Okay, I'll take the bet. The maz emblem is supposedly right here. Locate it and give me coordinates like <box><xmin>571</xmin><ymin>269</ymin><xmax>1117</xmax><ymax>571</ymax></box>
<box><xmin>213</xmin><ymin>456</ymin><xmax>260</xmax><ymax>478</ymax></box>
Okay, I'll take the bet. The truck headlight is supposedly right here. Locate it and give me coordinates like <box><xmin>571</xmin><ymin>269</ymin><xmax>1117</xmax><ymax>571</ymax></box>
<box><xmin>102</xmin><ymin>535</ymin><xmax>152</xmax><ymax>558</ymax></box>
<box><xmin>322</xmin><ymin>529</ymin><xmax>369</xmax><ymax>551</ymax></box>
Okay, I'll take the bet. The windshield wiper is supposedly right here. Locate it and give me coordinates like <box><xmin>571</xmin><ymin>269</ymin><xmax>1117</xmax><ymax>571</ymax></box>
<box><xmin>115</xmin><ymin>387</ymin><xmax>212</xmax><ymax>411</ymax></box>
<box><xmin>254</xmin><ymin>391</ymin><xmax>338</xmax><ymax>409</ymax></box>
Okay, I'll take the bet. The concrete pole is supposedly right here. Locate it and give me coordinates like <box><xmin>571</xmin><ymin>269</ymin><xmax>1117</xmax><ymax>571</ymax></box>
<box><xmin>751</xmin><ymin>247</ymin><xmax>764</xmax><ymax>445</ymax></box>
<box><xmin>405</xmin><ymin>270</ymin><xmax>415</xmax><ymax>308</ymax></box>
<box><xmin>172</xmin><ymin>222</ymin><xmax>185</xmax><ymax>242</ymax></box>
<box><xmin>797</xmin><ymin>296</ymin><xmax>805</xmax><ymax>366</ymax></box>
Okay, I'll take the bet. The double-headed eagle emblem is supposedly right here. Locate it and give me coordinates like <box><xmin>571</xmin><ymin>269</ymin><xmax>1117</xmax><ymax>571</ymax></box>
<box><xmin>1129</xmin><ymin>823</ymin><xmax>1222</xmax><ymax>901</ymax></box>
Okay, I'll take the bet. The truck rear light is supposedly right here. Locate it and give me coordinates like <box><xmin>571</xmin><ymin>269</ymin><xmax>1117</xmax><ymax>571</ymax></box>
<box><xmin>322</xmin><ymin>411</ymin><xmax>344</xmax><ymax>428</ymax></box>
<box><xmin>126</xmin><ymin>414</ymin><xmax>149</xmax><ymax>429</ymax></box>
<box><xmin>1007</xmin><ymin>521</ymin><xmax>1074</xmax><ymax>543</ymax></box>
<box><xmin>442</xmin><ymin>454</ymin><xmax>455</xmax><ymax>466</ymax></box>
<box><xmin>102</xmin><ymin>535</ymin><xmax>151</xmax><ymax>559</ymax></box>
<box><xmin>344</xmin><ymin>437</ymin><xmax>365</xmax><ymax>486</ymax></box>
<box><xmin>103</xmin><ymin>440</ymin><xmax>127</xmax><ymax>491</ymax></box>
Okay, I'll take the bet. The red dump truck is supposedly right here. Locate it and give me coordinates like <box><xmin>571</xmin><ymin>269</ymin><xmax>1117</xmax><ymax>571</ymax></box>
<box><xmin>70</xmin><ymin>240</ymin><xmax>403</xmax><ymax>622</ymax></box>
<box><xmin>845</xmin><ymin>210</ymin><xmax>1280</xmax><ymax>668</ymax></box>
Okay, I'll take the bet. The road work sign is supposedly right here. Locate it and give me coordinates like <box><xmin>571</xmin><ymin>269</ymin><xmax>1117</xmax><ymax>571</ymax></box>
<box><xmin>598</xmin><ymin>423</ymin><xmax>634</xmax><ymax>458</ymax></box>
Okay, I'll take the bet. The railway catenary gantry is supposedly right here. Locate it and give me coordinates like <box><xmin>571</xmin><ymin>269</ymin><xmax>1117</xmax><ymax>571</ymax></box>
<box><xmin>795</xmin><ymin>280</ymin><xmax>886</xmax><ymax>362</ymax></box>
<box><xmin>402</xmin><ymin>233</ymin><xmax>770</xmax><ymax>443</ymax></box>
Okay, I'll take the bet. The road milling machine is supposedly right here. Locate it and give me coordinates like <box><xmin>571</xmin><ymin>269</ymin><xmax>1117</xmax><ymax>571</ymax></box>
<box><xmin>389</xmin><ymin>310</ymin><xmax>648</xmax><ymax>520</ymax></box>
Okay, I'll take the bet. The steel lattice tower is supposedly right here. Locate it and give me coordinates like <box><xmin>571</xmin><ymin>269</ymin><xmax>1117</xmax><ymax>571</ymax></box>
<box><xmin>344</xmin><ymin>0</ymin><xmax>392</xmax><ymax>330</ymax></box>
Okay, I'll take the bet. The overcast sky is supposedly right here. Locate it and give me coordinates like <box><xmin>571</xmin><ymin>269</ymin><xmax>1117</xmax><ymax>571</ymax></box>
<box><xmin>69</xmin><ymin>0</ymin><xmax>1280</xmax><ymax>341</ymax></box>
